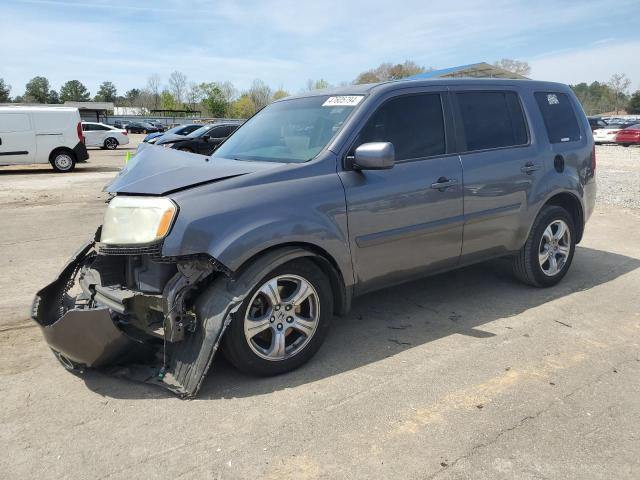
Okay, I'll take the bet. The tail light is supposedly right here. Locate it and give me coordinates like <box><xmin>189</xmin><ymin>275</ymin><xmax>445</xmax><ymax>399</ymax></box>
<box><xmin>591</xmin><ymin>144</ymin><xmax>596</xmax><ymax>173</ymax></box>
<box><xmin>122</xmin><ymin>131</ymin><xmax>128</xmax><ymax>136</ymax></box>
<box><xmin>77</xmin><ymin>122</ymin><xmax>84</xmax><ymax>143</ymax></box>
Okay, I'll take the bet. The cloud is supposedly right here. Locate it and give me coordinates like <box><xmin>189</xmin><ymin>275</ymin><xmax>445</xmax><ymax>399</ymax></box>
<box><xmin>1</xmin><ymin>0</ymin><xmax>639</xmax><ymax>94</ymax></box>
<box><xmin>529</xmin><ymin>40</ymin><xmax>640</xmax><ymax>89</ymax></box>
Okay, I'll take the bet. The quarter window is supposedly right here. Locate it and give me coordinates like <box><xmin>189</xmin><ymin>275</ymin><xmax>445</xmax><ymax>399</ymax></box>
<box><xmin>534</xmin><ymin>92</ymin><xmax>581</xmax><ymax>143</ymax></box>
<box><xmin>355</xmin><ymin>93</ymin><xmax>446</xmax><ymax>161</ymax></box>
<box><xmin>456</xmin><ymin>91</ymin><xmax>528</xmax><ymax>151</ymax></box>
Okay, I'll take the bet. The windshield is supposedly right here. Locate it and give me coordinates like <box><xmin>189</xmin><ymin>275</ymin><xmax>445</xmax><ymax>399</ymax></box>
<box><xmin>212</xmin><ymin>95</ymin><xmax>363</xmax><ymax>163</ymax></box>
<box><xmin>165</xmin><ymin>125</ymin><xmax>190</xmax><ymax>135</ymax></box>
<box><xmin>187</xmin><ymin>125</ymin><xmax>214</xmax><ymax>138</ymax></box>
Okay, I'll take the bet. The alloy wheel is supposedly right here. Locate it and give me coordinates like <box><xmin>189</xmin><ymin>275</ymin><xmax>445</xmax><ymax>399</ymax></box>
<box><xmin>243</xmin><ymin>274</ymin><xmax>320</xmax><ymax>361</ymax></box>
<box><xmin>538</xmin><ymin>219</ymin><xmax>571</xmax><ymax>276</ymax></box>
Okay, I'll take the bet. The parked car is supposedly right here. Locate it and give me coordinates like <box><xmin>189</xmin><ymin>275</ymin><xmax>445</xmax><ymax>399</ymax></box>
<box><xmin>587</xmin><ymin>116</ymin><xmax>607</xmax><ymax>132</ymax></box>
<box><xmin>126</xmin><ymin>121</ymin><xmax>161</xmax><ymax>134</ymax></box>
<box><xmin>143</xmin><ymin>123</ymin><xmax>203</xmax><ymax>144</ymax></box>
<box><xmin>614</xmin><ymin>124</ymin><xmax>640</xmax><ymax>146</ymax></box>
<box><xmin>154</xmin><ymin>122</ymin><xmax>241</xmax><ymax>155</ymax></box>
<box><xmin>593</xmin><ymin>122</ymin><xmax>635</xmax><ymax>144</ymax></box>
<box><xmin>82</xmin><ymin>122</ymin><xmax>129</xmax><ymax>150</ymax></box>
<box><xmin>0</xmin><ymin>106</ymin><xmax>88</xmax><ymax>172</ymax></box>
<box><xmin>32</xmin><ymin>79</ymin><xmax>596</xmax><ymax>397</ymax></box>
<box><xmin>146</xmin><ymin>120</ymin><xmax>166</xmax><ymax>132</ymax></box>
<box><xmin>112</xmin><ymin>120</ymin><xmax>131</xmax><ymax>129</ymax></box>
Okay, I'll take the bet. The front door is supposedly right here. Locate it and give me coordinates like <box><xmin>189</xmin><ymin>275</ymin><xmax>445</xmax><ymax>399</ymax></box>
<box><xmin>339</xmin><ymin>91</ymin><xmax>463</xmax><ymax>294</ymax></box>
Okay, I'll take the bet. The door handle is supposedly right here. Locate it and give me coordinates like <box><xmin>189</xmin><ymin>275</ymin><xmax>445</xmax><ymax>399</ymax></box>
<box><xmin>521</xmin><ymin>162</ymin><xmax>540</xmax><ymax>174</ymax></box>
<box><xmin>431</xmin><ymin>177</ymin><xmax>458</xmax><ymax>190</ymax></box>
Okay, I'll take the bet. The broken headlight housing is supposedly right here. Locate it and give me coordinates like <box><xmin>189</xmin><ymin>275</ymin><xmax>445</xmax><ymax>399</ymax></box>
<box><xmin>100</xmin><ymin>196</ymin><xmax>177</xmax><ymax>245</ymax></box>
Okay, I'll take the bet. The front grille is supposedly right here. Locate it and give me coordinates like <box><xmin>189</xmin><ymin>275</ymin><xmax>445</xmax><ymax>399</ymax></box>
<box><xmin>96</xmin><ymin>242</ymin><xmax>163</xmax><ymax>257</ymax></box>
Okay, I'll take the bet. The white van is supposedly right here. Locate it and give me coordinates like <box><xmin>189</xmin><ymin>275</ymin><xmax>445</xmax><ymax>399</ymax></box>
<box><xmin>0</xmin><ymin>106</ymin><xmax>89</xmax><ymax>172</ymax></box>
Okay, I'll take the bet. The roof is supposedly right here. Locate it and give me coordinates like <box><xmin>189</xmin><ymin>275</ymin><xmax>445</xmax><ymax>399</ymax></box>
<box><xmin>407</xmin><ymin>62</ymin><xmax>528</xmax><ymax>80</ymax></box>
<box><xmin>281</xmin><ymin>77</ymin><xmax>564</xmax><ymax>102</ymax></box>
<box><xmin>0</xmin><ymin>105</ymin><xmax>78</xmax><ymax>112</ymax></box>
<box><xmin>64</xmin><ymin>101</ymin><xmax>114</xmax><ymax>110</ymax></box>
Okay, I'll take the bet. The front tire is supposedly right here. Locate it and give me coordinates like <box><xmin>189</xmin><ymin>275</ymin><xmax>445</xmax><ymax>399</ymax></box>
<box><xmin>513</xmin><ymin>205</ymin><xmax>576</xmax><ymax>287</ymax></box>
<box><xmin>223</xmin><ymin>259</ymin><xmax>333</xmax><ymax>376</ymax></box>
<box><xmin>50</xmin><ymin>150</ymin><xmax>76</xmax><ymax>173</ymax></box>
<box><xmin>104</xmin><ymin>137</ymin><xmax>119</xmax><ymax>150</ymax></box>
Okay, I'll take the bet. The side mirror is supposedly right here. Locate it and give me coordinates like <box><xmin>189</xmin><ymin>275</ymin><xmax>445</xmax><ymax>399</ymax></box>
<box><xmin>202</xmin><ymin>135</ymin><xmax>210</xmax><ymax>142</ymax></box>
<box><xmin>353</xmin><ymin>142</ymin><xmax>395</xmax><ymax>170</ymax></box>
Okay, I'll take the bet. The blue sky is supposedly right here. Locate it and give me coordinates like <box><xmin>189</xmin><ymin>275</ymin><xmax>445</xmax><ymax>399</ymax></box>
<box><xmin>1</xmin><ymin>0</ymin><xmax>639</xmax><ymax>97</ymax></box>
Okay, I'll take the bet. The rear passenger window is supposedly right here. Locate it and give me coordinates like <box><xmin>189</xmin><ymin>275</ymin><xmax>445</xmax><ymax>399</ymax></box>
<box><xmin>534</xmin><ymin>92</ymin><xmax>581</xmax><ymax>143</ymax></box>
<box><xmin>356</xmin><ymin>93</ymin><xmax>445</xmax><ymax>160</ymax></box>
<box><xmin>456</xmin><ymin>91</ymin><xmax>528</xmax><ymax>151</ymax></box>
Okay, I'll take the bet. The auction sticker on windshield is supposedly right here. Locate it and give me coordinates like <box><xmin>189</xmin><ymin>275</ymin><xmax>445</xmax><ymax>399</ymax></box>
<box><xmin>322</xmin><ymin>96</ymin><xmax>364</xmax><ymax>107</ymax></box>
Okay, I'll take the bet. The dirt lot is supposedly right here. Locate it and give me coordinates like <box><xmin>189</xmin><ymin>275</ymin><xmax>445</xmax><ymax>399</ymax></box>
<box><xmin>1</xmin><ymin>138</ymin><xmax>639</xmax><ymax>479</ymax></box>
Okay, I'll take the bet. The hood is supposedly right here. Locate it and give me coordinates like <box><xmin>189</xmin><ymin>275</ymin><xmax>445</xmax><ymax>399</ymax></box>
<box><xmin>154</xmin><ymin>133</ymin><xmax>186</xmax><ymax>144</ymax></box>
<box><xmin>105</xmin><ymin>145</ymin><xmax>282</xmax><ymax>195</ymax></box>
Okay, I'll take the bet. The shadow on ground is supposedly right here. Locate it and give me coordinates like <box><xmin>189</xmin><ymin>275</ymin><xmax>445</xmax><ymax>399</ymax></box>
<box><xmin>81</xmin><ymin>246</ymin><xmax>640</xmax><ymax>400</ymax></box>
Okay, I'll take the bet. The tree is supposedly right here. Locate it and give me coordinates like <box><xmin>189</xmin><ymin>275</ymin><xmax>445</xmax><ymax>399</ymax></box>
<box><xmin>125</xmin><ymin>88</ymin><xmax>141</xmax><ymax>107</ymax></box>
<box><xmin>306</xmin><ymin>79</ymin><xmax>331</xmax><ymax>91</ymax></box>
<box><xmin>159</xmin><ymin>89</ymin><xmax>178</xmax><ymax>110</ymax></box>
<box><xmin>0</xmin><ymin>78</ymin><xmax>11</xmax><ymax>102</ymax></box>
<box><xmin>229</xmin><ymin>94</ymin><xmax>256</xmax><ymax>119</ymax></box>
<box><xmin>493</xmin><ymin>58</ymin><xmax>531</xmax><ymax>76</ymax></box>
<box><xmin>571</xmin><ymin>81</ymin><xmax>617</xmax><ymax>115</ymax></box>
<box><xmin>608</xmin><ymin>73</ymin><xmax>631</xmax><ymax>114</ymax></box>
<box><xmin>59</xmin><ymin>80</ymin><xmax>90</xmax><ymax>102</ymax></box>
<box><xmin>185</xmin><ymin>82</ymin><xmax>203</xmax><ymax>111</ymax></box>
<box><xmin>95</xmin><ymin>81</ymin><xmax>117</xmax><ymax>102</ymax></box>
<box><xmin>24</xmin><ymin>76</ymin><xmax>50</xmax><ymax>103</ymax></box>
<box><xmin>247</xmin><ymin>79</ymin><xmax>272</xmax><ymax>112</ymax></box>
<box><xmin>199</xmin><ymin>83</ymin><xmax>228</xmax><ymax>117</ymax></box>
<box><xmin>272</xmin><ymin>88</ymin><xmax>290</xmax><ymax>100</ymax></box>
<box><xmin>354</xmin><ymin>60</ymin><xmax>425</xmax><ymax>84</ymax></box>
<box><xmin>147</xmin><ymin>74</ymin><xmax>161</xmax><ymax>109</ymax></box>
<box><xmin>628</xmin><ymin>91</ymin><xmax>640</xmax><ymax>114</ymax></box>
<box><xmin>218</xmin><ymin>81</ymin><xmax>237</xmax><ymax>103</ymax></box>
<box><xmin>168</xmin><ymin>71</ymin><xmax>188</xmax><ymax>105</ymax></box>
<box><xmin>47</xmin><ymin>90</ymin><xmax>60</xmax><ymax>104</ymax></box>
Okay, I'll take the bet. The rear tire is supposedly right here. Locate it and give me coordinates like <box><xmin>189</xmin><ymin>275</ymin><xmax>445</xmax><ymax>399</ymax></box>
<box><xmin>512</xmin><ymin>205</ymin><xmax>576</xmax><ymax>287</ymax></box>
<box><xmin>621</xmin><ymin>143</ymin><xmax>630</xmax><ymax>147</ymax></box>
<box><xmin>50</xmin><ymin>150</ymin><xmax>76</xmax><ymax>173</ymax></box>
<box><xmin>223</xmin><ymin>259</ymin><xmax>333</xmax><ymax>376</ymax></box>
<box><xmin>104</xmin><ymin>137</ymin><xmax>119</xmax><ymax>150</ymax></box>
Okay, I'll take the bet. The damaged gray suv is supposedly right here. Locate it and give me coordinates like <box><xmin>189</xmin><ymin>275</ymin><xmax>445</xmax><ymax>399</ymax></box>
<box><xmin>32</xmin><ymin>79</ymin><xmax>596</xmax><ymax>397</ymax></box>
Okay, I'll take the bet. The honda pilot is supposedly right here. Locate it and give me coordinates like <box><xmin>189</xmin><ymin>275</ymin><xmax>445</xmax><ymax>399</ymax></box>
<box><xmin>32</xmin><ymin>79</ymin><xmax>596</xmax><ymax>397</ymax></box>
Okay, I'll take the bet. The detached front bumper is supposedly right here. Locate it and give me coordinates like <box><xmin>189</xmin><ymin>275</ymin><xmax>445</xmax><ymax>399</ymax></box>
<box><xmin>30</xmin><ymin>236</ymin><xmax>236</xmax><ymax>398</ymax></box>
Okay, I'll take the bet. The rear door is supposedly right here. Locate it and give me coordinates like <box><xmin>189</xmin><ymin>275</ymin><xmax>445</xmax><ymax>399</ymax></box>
<box><xmin>82</xmin><ymin>123</ymin><xmax>99</xmax><ymax>147</ymax></box>
<box><xmin>339</xmin><ymin>89</ymin><xmax>463</xmax><ymax>293</ymax></box>
<box><xmin>449</xmin><ymin>87</ymin><xmax>540</xmax><ymax>262</ymax></box>
<box><xmin>0</xmin><ymin>112</ymin><xmax>36</xmax><ymax>164</ymax></box>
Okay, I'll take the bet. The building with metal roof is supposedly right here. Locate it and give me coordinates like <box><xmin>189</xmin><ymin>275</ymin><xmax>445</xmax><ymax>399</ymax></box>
<box><xmin>407</xmin><ymin>62</ymin><xmax>528</xmax><ymax>80</ymax></box>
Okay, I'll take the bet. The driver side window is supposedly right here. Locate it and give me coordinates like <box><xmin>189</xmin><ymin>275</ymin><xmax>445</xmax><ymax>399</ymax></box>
<box><xmin>353</xmin><ymin>93</ymin><xmax>446</xmax><ymax>161</ymax></box>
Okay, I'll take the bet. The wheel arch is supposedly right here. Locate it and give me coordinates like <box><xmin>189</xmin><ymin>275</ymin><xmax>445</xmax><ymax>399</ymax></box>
<box><xmin>542</xmin><ymin>191</ymin><xmax>585</xmax><ymax>243</ymax></box>
<box><xmin>232</xmin><ymin>243</ymin><xmax>351</xmax><ymax>317</ymax></box>
<box><xmin>49</xmin><ymin>146</ymin><xmax>77</xmax><ymax>164</ymax></box>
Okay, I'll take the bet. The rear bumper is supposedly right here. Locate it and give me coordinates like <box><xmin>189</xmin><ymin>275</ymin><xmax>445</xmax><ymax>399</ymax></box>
<box><xmin>73</xmin><ymin>141</ymin><xmax>90</xmax><ymax>161</ymax></box>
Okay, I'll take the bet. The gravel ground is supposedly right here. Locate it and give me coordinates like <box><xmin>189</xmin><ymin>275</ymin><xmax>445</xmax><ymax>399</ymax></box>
<box><xmin>594</xmin><ymin>144</ymin><xmax>640</xmax><ymax>209</ymax></box>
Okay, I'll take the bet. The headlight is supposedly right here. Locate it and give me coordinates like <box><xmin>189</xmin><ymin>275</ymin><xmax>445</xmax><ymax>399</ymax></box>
<box><xmin>101</xmin><ymin>196</ymin><xmax>177</xmax><ymax>245</ymax></box>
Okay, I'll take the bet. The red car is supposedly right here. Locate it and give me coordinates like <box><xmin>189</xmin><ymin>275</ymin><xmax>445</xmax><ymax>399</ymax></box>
<box><xmin>615</xmin><ymin>124</ymin><xmax>640</xmax><ymax>146</ymax></box>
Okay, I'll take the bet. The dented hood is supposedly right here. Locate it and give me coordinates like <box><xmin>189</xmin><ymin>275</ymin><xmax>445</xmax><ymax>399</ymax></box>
<box><xmin>105</xmin><ymin>145</ymin><xmax>281</xmax><ymax>195</ymax></box>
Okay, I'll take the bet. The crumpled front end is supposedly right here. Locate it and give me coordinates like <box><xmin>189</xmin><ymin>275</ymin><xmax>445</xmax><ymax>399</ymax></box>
<box><xmin>31</xmin><ymin>230</ymin><xmax>238</xmax><ymax>398</ymax></box>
